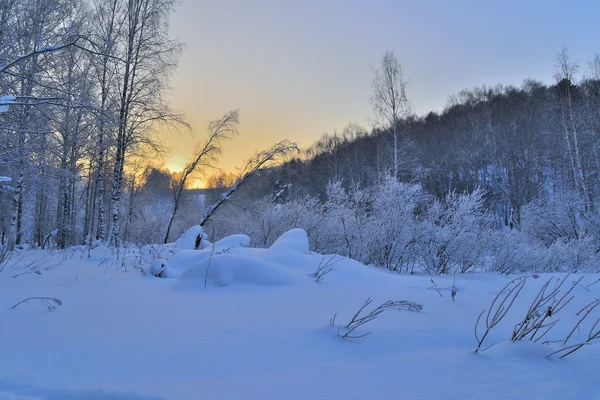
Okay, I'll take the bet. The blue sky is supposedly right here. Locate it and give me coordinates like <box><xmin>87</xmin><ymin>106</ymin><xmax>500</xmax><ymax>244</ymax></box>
<box><xmin>165</xmin><ymin>0</ymin><xmax>600</xmax><ymax>173</ymax></box>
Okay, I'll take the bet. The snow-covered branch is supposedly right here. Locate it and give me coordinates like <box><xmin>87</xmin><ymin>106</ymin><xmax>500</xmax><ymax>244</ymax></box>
<box><xmin>0</xmin><ymin>37</ymin><xmax>81</xmax><ymax>73</ymax></box>
<box><xmin>199</xmin><ymin>140</ymin><xmax>299</xmax><ymax>227</ymax></box>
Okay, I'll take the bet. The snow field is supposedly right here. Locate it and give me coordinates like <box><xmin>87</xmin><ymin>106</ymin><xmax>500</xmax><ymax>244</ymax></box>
<box><xmin>0</xmin><ymin>229</ymin><xmax>598</xmax><ymax>399</ymax></box>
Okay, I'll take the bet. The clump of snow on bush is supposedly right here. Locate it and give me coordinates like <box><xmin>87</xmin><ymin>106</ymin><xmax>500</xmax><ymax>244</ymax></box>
<box><xmin>147</xmin><ymin>259</ymin><xmax>168</xmax><ymax>278</ymax></box>
<box><xmin>268</xmin><ymin>228</ymin><xmax>309</xmax><ymax>254</ymax></box>
<box><xmin>214</xmin><ymin>234</ymin><xmax>250</xmax><ymax>250</ymax></box>
<box><xmin>174</xmin><ymin>225</ymin><xmax>210</xmax><ymax>250</ymax></box>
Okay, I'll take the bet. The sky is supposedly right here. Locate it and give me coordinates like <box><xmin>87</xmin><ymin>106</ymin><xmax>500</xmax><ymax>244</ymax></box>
<box><xmin>163</xmin><ymin>0</ymin><xmax>600</xmax><ymax>179</ymax></box>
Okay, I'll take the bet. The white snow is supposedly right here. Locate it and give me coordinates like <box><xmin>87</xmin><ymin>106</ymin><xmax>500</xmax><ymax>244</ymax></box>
<box><xmin>0</xmin><ymin>176</ymin><xmax>10</xmax><ymax>183</ymax></box>
<box><xmin>174</xmin><ymin>253</ymin><xmax>299</xmax><ymax>288</ymax></box>
<box><xmin>0</xmin><ymin>229</ymin><xmax>599</xmax><ymax>399</ymax></box>
<box><xmin>268</xmin><ymin>228</ymin><xmax>310</xmax><ymax>254</ymax></box>
<box><xmin>212</xmin><ymin>233</ymin><xmax>251</xmax><ymax>250</ymax></box>
<box><xmin>147</xmin><ymin>259</ymin><xmax>167</xmax><ymax>277</ymax></box>
<box><xmin>173</xmin><ymin>225</ymin><xmax>209</xmax><ymax>250</ymax></box>
<box><xmin>0</xmin><ymin>95</ymin><xmax>15</xmax><ymax>113</ymax></box>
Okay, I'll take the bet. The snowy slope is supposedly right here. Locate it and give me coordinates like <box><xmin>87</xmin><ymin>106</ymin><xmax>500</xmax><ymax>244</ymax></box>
<box><xmin>0</xmin><ymin>231</ymin><xmax>599</xmax><ymax>400</ymax></box>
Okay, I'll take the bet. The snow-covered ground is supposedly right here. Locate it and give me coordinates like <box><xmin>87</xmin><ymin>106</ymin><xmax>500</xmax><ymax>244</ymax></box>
<box><xmin>0</xmin><ymin>229</ymin><xmax>599</xmax><ymax>400</ymax></box>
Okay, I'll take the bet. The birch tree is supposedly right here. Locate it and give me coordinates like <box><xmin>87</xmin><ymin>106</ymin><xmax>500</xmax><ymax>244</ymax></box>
<box><xmin>108</xmin><ymin>0</ymin><xmax>185</xmax><ymax>247</ymax></box>
<box><xmin>0</xmin><ymin>0</ymin><xmax>82</xmax><ymax>249</ymax></box>
<box><xmin>164</xmin><ymin>110</ymin><xmax>239</xmax><ymax>243</ymax></box>
<box><xmin>554</xmin><ymin>49</ymin><xmax>590</xmax><ymax>214</ymax></box>
<box><xmin>371</xmin><ymin>51</ymin><xmax>411</xmax><ymax>181</ymax></box>
<box><xmin>87</xmin><ymin>0</ymin><xmax>123</xmax><ymax>242</ymax></box>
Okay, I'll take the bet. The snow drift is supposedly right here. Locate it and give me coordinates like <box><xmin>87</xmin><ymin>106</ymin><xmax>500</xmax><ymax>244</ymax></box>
<box><xmin>174</xmin><ymin>253</ymin><xmax>300</xmax><ymax>288</ymax></box>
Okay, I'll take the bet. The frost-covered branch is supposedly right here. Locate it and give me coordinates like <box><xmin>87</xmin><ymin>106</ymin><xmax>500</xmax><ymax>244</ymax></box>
<box><xmin>511</xmin><ymin>274</ymin><xmax>580</xmax><ymax>342</ymax></box>
<box><xmin>12</xmin><ymin>297</ymin><xmax>62</xmax><ymax>311</ymax></box>
<box><xmin>333</xmin><ymin>297</ymin><xmax>423</xmax><ymax>339</ymax></box>
<box><xmin>474</xmin><ymin>277</ymin><xmax>527</xmax><ymax>353</ymax></box>
<box><xmin>164</xmin><ymin>110</ymin><xmax>239</xmax><ymax>243</ymax></box>
<box><xmin>313</xmin><ymin>255</ymin><xmax>341</xmax><ymax>283</ymax></box>
<box><xmin>199</xmin><ymin>140</ymin><xmax>299</xmax><ymax>227</ymax></box>
<box><xmin>0</xmin><ymin>37</ymin><xmax>81</xmax><ymax>73</ymax></box>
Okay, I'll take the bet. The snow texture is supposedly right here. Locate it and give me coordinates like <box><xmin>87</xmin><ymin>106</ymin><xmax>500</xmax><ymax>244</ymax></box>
<box><xmin>268</xmin><ymin>228</ymin><xmax>310</xmax><ymax>254</ymax></box>
<box><xmin>174</xmin><ymin>253</ymin><xmax>299</xmax><ymax>288</ymax></box>
<box><xmin>173</xmin><ymin>225</ymin><xmax>209</xmax><ymax>250</ymax></box>
<box><xmin>0</xmin><ymin>230</ymin><xmax>599</xmax><ymax>399</ymax></box>
<box><xmin>0</xmin><ymin>95</ymin><xmax>15</xmax><ymax>113</ymax></box>
<box><xmin>148</xmin><ymin>259</ymin><xmax>167</xmax><ymax>277</ymax></box>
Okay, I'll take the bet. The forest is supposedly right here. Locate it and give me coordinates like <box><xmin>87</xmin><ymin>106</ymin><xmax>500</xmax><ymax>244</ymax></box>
<box><xmin>1</xmin><ymin>1</ymin><xmax>600</xmax><ymax>398</ymax></box>
<box><xmin>1</xmin><ymin>0</ymin><xmax>600</xmax><ymax>275</ymax></box>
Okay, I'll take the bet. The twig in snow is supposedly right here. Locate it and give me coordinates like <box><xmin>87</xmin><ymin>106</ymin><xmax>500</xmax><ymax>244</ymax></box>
<box><xmin>428</xmin><ymin>279</ymin><xmax>443</xmax><ymax>297</ymax></box>
<box><xmin>451</xmin><ymin>274</ymin><xmax>458</xmax><ymax>301</ymax></box>
<box><xmin>12</xmin><ymin>297</ymin><xmax>62</xmax><ymax>311</ymax></box>
<box><xmin>546</xmin><ymin>298</ymin><xmax>600</xmax><ymax>358</ymax></box>
<box><xmin>314</xmin><ymin>256</ymin><xmax>341</xmax><ymax>283</ymax></box>
<box><xmin>329</xmin><ymin>313</ymin><xmax>337</xmax><ymax>326</ymax></box>
<box><xmin>333</xmin><ymin>297</ymin><xmax>423</xmax><ymax>339</ymax></box>
<box><xmin>511</xmin><ymin>274</ymin><xmax>580</xmax><ymax>343</ymax></box>
<box><xmin>474</xmin><ymin>277</ymin><xmax>527</xmax><ymax>353</ymax></box>
<box><xmin>204</xmin><ymin>241</ymin><xmax>216</xmax><ymax>288</ymax></box>
<box><xmin>574</xmin><ymin>278</ymin><xmax>600</xmax><ymax>292</ymax></box>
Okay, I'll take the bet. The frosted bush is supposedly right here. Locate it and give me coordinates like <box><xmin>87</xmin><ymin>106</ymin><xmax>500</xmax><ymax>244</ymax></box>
<box><xmin>545</xmin><ymin>236</ymin><xmax>598</xmax><ymax>272</ymax></box>
<box><xmin>415</xmin><ymin>188</ymin><xmax>492</xmax><ymax>274</ymax></box>
<box><xmin>359</xmin><ymin>177</ymin><xmax>423</xmax><ymax>271</ymax></box>
<box><xmin>520</xmin><ymin>195</ymin><xmax>582</xmax><ymax>246</ymax></box>
<box><xmin>491</xmin><ymin>229</ymin><xmax>548</xmax><ymax>274</ymax></box>
<box><xmin>208</xmin><ymin>195</ymin><xmax>326</xmax><ymax>250</ymax></box>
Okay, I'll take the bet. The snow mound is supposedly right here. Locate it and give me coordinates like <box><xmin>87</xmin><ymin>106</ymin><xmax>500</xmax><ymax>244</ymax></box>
<box><xmin>147</xmin><ymin>259</ymin><xmax>167</xmax><ymax>277</ymax></box>
<box><xmin>167</xmin><ymin>234</ymin><xmax>252</xmax><ymax>278</ymax></box>
<box><xmin>165</xmin><ymin>250</ymin><xmax>201</xmax><ymax>278</ymax></box>
<box><xmin>173</xmin><ymin>254</ymin><xmax>299</xmax><ymax>288</ymax></box>
<box><xmin>213</xmin><ymin>234</ymin><xmax>250</xmax><ymax>250</ymax></box>
<box><xmin>140</xmin><ymin>244</ymin><xmax>172</xmax><ymax>260</ymax></box>
<box><xmin>268</xmin><ymin>228</ymin><xmax>309</xmax><ymax>254</ymax></box>
<box><xmin>174</xmin><ymin>225</ymin><xmax>210</xmax><ymax>250</ymax></box>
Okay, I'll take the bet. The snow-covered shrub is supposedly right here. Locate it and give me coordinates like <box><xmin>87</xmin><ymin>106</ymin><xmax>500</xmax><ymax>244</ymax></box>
<box><xmin>358</xmin><ymin>177</ymin><xmax>423</xmax><ymax>271</ymax></box>
<box><xmin>174</xmin><ymin>225</ymin><xmax>209</xmax><ymax>250</ymax></box>
<box><xmin>415</xmin><ymin>188</ymin><xmax>492</xmax><ymax>274</ymax></box>
<box><xmin>144</xmin><ymin>259</ymin><xmax>168</xmax><ymax>278</ymax></box>
<box><xmin>322</xmin><ymin>181</ymin><xmax>368</xmax><ymax>260</ymax></box>
<box><xmin>520</xmin><ymin>195</ymin><xmax>582</xmax><ymax>246</ymax></box>
<box><xmin>545</xmin><ymin>236</ymin><xmax>598</xmax><ymax>272</ymax></box>
<box><xmin>206</xmin><ymin>181</ymin><xmax>496</xmax><ymax>274</ymax></box>
<box><xmin>321</xmin><ymin>178</ymin><xmax>424</xmax><ymax>271</ymax></box>
<box><xmin>269</xmin><ymin>228</ymin><xmax>310</xmax><ymax>254</ymax></box>
<box><xmin>490</xmin><ymin>229</ymin><xmax>548</xmax><ymax>274</ymax></box>
<box><xmin>208</xmin><ymin>195</ymin><xmax>326</xmax><ymax>250</ymax></box>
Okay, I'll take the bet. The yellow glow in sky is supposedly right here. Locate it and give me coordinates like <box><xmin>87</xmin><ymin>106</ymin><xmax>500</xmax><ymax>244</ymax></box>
<box><xmin>163</xmin><ymin>0</ymin><xmax>600</xmax><ymax>175</ymax></box>
<box><xmin>165</xmin><ymin>156</ymin><xmax>185</xmax><ymax>173</ymax></box>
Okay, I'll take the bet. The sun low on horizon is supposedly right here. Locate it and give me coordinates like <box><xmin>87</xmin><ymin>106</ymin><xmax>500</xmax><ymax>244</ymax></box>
<box><xmin>3</xmin><ymin>0</ymin><xmax>600</xmax><ymax>398</ymax></box>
